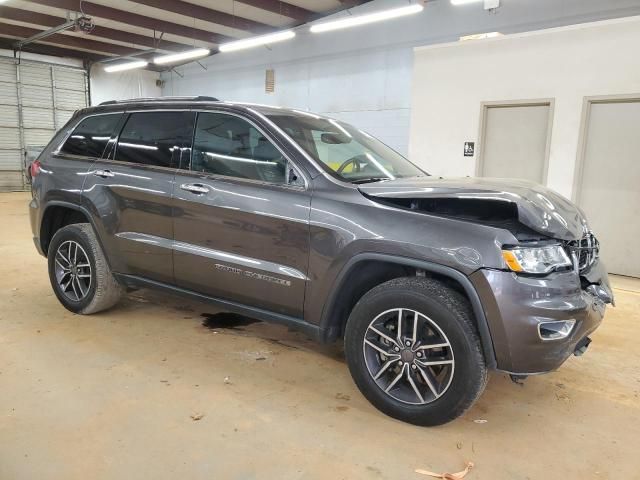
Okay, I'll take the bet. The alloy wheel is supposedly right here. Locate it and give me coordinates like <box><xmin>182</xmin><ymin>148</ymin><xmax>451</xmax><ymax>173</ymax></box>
<box><xmin>54</xmin><ymin>240</ymin><xmax>92</xmax><ymax>302</ymax></box>
<box><xmin>363</xmin><ymin>308</ymin><xmax>455</xmax><ymax>405</ymax></box>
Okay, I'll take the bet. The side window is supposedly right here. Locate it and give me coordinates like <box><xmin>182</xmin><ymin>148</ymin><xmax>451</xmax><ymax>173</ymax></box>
<box><xmin>115</xmin><ymin>111</ymin><xmax>194</xmax><ymax>168</ymax></box>
<box><xmin>191</xmin><ymin>112</ymin><xmax>292</xmax><ymax>185</ymax></box>
<box><xmin>60</xmin><ymin>114</ymin><xmax>122</xmax><ymax>157</ymax></box>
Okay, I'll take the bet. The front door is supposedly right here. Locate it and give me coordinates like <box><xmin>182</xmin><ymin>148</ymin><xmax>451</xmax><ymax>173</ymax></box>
<box><xmin>172</xmin><ymin>111</ymin><xmax>310</xmax><ymax>318</ymax></box>
<box><xmin>82</xmin><ymin>110</ymin><xmax>195</xmax><ymax>284</ymax></box>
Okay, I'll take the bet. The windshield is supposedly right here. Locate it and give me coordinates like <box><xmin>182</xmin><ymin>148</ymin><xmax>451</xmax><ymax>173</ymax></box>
<box><xmin>266</xmin><ymin>111</ymin><xmax>426</xmax><ymax>183</ymax></box>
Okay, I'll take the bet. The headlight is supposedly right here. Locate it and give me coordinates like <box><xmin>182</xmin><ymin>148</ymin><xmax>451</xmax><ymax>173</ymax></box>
<box><xmin>502</xmin><ymin>245</ymin><xmax>572</xmax><ymax>274</ymax></box>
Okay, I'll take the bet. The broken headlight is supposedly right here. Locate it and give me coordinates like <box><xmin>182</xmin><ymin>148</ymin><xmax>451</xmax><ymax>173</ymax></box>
<box><xmin>502</xmin><ymin>245</ymin><xmax>572</xmax><ymax>274</ymax></box>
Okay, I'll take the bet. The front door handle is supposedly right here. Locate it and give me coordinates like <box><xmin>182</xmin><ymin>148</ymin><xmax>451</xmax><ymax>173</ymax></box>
<box><xmin>93</xmin><ymin>169</ymin><xmax>115</xmax><ymax>178</ymax></box>
<box><xmin>180</xmin><ymin>183</ymin><xmax>209</xmax><ymax>194</ymax></box>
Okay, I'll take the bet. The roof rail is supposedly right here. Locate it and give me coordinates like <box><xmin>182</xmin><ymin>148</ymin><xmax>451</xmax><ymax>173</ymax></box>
<box><xmin>99</xmin><ymin>95</ymin><xmax>220</xmax><ymax>106</ymax></box>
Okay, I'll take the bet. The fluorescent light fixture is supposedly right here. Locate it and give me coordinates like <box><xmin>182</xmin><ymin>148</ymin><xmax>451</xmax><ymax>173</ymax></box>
<box><xmin>219</xmin><ymin>30</ymin><xmax>295</xmax><ymax>53</ymax></box>
<box><xmin>451</xmin><ymin>0</ymin><xmax>500</xmax><ymax>7</ymax></box>
<box><xmin>153</xmin><ymin>48</ymin><xmax>210</xmax><ymax>65</ymax></box>
<box><xmin>460</xmin><ymin>31</ymin><xmax>503</xmax><ymax>41</ymax></box>
<box><xmin>104</xmin><ymin>60</ymin><xmax>148</xmax><ymax>73</ymax></box>
<box><xmin>310</xmin><ymin>4</ymin><xmax>423</xmax><ymax>33</ymax></box>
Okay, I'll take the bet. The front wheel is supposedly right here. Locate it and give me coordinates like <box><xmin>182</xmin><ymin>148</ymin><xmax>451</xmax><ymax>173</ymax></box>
<box><xmin>344</xmin><ymin>277</ymin><xmax>488</xmax><ymax>426</ymax></box>
<box><xmin>48</xmin><ymin>223</ymin><xmax>123</xmax><ymax>314</ymax></box>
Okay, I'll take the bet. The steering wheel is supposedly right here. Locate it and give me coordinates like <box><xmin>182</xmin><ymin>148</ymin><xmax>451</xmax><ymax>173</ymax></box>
<box><xmin>336</xmin><ymin>154</ymin><xmax>368</xmax><ymax>175</ymax></box>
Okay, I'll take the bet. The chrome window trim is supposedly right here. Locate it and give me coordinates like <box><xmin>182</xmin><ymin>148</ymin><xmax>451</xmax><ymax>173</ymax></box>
<box><xmin>111</xmin><ymin>110</ymin><xmax>196</xmax><ymax>170</ymax></box>
<box><xmin>243</xmin><ymin>106</ymin><xmax>358</xmax><ymax>190</ymax></box>
<box><xmin>52</xmin><ymin>106</ymin><xmax>317</xmax><ymax>191</ymax></box>
<box><xmin>93</xmin><ymin>157</ymin><xmax>180</xmax><ymax>174</ymax></box>
<box><xmin>187</xmin><ymin>109</ymin><xmax>309</xmax><ymax>191</ymax></box>
<box><xmin>53</xmin><ymin>111</ymin><xmax>125</xmax><ymax>158</ymax></box>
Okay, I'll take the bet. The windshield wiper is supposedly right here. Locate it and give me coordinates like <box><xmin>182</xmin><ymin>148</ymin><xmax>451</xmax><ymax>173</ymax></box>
<box><xmin>350</xmin><ymin>177</ymin><xmax>390</xmax><ymax>184</ymax></box>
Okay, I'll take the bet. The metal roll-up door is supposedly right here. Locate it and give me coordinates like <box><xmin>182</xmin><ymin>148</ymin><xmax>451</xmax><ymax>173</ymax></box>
<box><xmin>0</xmin><ymin>57</ymin><xmax>88</xmax><ymax>192</ymax></box>
<box><xmin>0</xmin><ymin>60</ymin><xmax>22</xmax><ymax>191</ymax></box>
<box><xmin>54</xmin><ymin>67</ymin><xmax>88</xmax><ymax>129</ymax></box>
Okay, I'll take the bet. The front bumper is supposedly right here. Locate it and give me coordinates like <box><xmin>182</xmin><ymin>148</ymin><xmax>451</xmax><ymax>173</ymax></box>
<box><xmin>470</xmin><ymin>259</ymin><xmax>612</xmax><ymax>374</ymax></box>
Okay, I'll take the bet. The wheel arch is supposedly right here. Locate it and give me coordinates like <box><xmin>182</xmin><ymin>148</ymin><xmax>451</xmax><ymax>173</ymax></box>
<box><xmin>40</xmin><ymin>201</ymin><xmax>103</xmax><ymax>259</ymax></box>
<box><xmin>319</xmin><ymin>253</ymin><xmax>497</xmax><ymax>369</ymax></box>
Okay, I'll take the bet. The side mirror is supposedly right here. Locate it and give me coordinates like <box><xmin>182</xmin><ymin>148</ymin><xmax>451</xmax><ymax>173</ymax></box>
<box><xmin>288</xmin><ymin>166</ymin><xmax>303</xmax><ymax>187</ymax></box>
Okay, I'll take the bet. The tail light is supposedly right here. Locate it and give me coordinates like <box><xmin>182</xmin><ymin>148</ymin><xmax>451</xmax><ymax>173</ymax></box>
<box><xmin>30</xmin><ymin>160</ymin><xmax>42</xmax><ymax>178</ymax></box>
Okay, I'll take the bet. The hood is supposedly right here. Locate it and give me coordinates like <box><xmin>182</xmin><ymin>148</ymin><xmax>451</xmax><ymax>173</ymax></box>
<box><xmin>359</xmin><ymin>176</ymin><xmax>587</xmax><ymax>241</ymax></box>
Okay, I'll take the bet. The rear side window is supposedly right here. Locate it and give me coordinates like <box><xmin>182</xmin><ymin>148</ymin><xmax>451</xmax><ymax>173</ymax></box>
<box><xmin>60</xmin><ymin>114</ymin><xmax>122</xmax><ymax>157</ymax></box>
<box><xmin>115</xmin><ymin>112</ymin><xmax>194</xmax><ymax>168</ymax></box>
<box><xmin>190</xmin><ymin>112</ymin><xmax>287</xmax><ymax>184</ymax></box>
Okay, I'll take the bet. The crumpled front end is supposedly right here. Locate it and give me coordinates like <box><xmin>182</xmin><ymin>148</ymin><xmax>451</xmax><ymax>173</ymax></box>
<box><xmin>470</xmin><ymin>257</ymin><xmax>612</xmax><ymax>374</ymax></box>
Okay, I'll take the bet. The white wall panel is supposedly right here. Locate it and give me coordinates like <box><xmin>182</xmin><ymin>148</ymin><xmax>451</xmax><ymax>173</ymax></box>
<box><xmin>0</xmin><ymin>105</ymin><xmax>19</xmax><ymax>127</ymax></box>
<box><xmin>161</xmin><ymin>0</ymin><xmax>640</xmax><ymax>163</ymax></box>
<box><xmin>0</xmin><ymin>150</ymin><xmax>21</xmax><ymax>170</ymax></box>
<box><xmin>55</xmin><ymin>89</ymin><xmax>87</xmax><ymax>110</ymax></box>
<box><xmin>54</xmin><ymin>67</ymin><xmax>85</xmax><ymax>91</ymax></box>
<box><xmin>19</xmin><ymin>64</ymin><xmax>51</xmax><ymax>86</ymax></box>
<box><xmin>0</xmin><ymin>55</ymin><xmax>87</xmax><ymax>190</ymax></box>
<box><xmin>22</xmin><ymin>107</ymin><xmax>55</xmax><ymax>129</ymax></box>
<box><xmin>409</xmin><ymin>17</ymin><xmax>640</xmax><ymax>198</ymax></box>
<box><xmin>0</xmin><ymin>61</ymin><xmax>16</xmax><ymax>84</ymax></box>
<box><xmin>23</xmin><ymin>128</ymin><xmax>55</xmax><ymax>147</ymax></box>
<box><xmin>20</xmin><ymin>85</ymin><xmax>53</xmax><ymax>108</ymax></box>
<box><xmin>0</xmin><ymin>127</ymin><xmax>21</xmax><ymax>149</ymax></box>
<box><xmin>55</xmin><ymin>110</ymin><xmax>76</xmax><ymax>129</ymax></box>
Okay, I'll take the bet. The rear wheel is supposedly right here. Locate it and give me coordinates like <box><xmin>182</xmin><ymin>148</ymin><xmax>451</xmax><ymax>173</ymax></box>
<box><xmin>344</xmin><ymin>277</ymin><xmax>487</xmax><ymax>426</ymax></box>
<box><xmin>48</xmin><ymin>223</ymin><xmax>123</xmax><ymax>314</ymax></box>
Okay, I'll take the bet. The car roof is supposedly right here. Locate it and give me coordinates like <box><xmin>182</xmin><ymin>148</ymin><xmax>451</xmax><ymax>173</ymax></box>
<box><xmin>79</xmin><ymin>97</ymin><xmax>330</xmax><ymax>121</ymax></box>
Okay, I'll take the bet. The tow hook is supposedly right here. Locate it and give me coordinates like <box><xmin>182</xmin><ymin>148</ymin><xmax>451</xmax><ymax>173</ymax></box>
<box><xmin>574</xmin><ymin>336</ymin><xmax>592</xmax><ymax>356</ymax></box>
<box><xmin>510</xmin><ymin>374</ymin><xmax>528</xmax><ymax>385</ymax></box>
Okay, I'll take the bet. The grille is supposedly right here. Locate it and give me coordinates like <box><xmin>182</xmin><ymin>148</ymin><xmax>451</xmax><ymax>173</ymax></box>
<box><xmin>565</xmin><ymin>232</ymin><xmax>599</xmax><ymax>273</ymax></box>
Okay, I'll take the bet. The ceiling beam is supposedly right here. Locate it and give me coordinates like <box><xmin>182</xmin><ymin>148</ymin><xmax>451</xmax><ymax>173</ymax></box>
<box><xmin>0</xmin><ymin>23</ymin><xmax>146</xmax><ymax>57</ymax></box>
<box><xmin>0</xmin><ymin>36</ymin><xmax>105</xmax><ymax>61</ymax></box>
<box><xmin>0</xmin><ymin>6</ymin><xmax>190</xmax><ymax>52</ymax></box>
<box><xmin>24</xmin><ymin>0</ymin><xmax>234</xmax><ymax>44</ymax></box>
<box><xmin>130</xmin><ymin>0</ymin><xmax>275</xmax><ymax>34</ymax></box>
<box><xmin>235</xmin><ymin>0</ymin><xmax>313</xmax><ymax>23</ymax></box>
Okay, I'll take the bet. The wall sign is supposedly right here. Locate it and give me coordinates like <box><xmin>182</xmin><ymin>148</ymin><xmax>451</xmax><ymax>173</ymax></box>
<box><xmin>464</xmin><ymin>142</ymin><xmax>475</xmax><ymax>157</ymax></box>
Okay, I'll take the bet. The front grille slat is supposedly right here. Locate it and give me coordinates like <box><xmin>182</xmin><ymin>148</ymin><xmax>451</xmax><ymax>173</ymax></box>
<box><xmin>565</xmin><ymin>232</ymin><xmax>599</xmax><ymax>273</ymax></box>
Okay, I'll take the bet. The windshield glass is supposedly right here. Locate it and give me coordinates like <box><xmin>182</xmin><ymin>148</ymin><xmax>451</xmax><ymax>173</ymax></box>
<box><xmin>266</xmin><ymin>111</ymin><xmax>426</xmax><ymax>183</ymax></box>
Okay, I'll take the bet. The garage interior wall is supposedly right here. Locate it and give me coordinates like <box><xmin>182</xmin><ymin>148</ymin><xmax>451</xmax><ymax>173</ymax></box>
<box><xmin>89</xmin><ymin>66</ymin><xmax>161</xmax><ymax>106</ymax></box>
<box><xmin>408</xmin><ymin>16</ymin><xmax>640</xmax><ymax>199</ymax></box>
<box><xmin>0</xmin><ymin>50</ymin><xmax>87</xmax><ymax>191</ymax></box>
<box><xmin>160</xmin><ymin>0</ymin><xmax>640</xmax><ymax>157</ymax></box>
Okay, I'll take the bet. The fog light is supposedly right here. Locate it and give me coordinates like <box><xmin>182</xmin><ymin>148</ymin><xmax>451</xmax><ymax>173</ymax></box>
<box><xmin>538</xmin><ymin>320</ymin><xmax>575</xmax><ymax>341</ymax></box>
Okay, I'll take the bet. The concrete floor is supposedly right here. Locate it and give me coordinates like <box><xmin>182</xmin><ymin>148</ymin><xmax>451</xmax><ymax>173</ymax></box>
<box><xmin>1</xmin><ymin>191</ymin><xmax>639</xmax><ymax>479</ymax></box>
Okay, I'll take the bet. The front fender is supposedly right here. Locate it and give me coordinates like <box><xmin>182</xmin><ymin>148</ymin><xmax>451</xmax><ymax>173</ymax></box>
<box><xmin>315</xmin><ymin>252</ymin><xmax>497</xmax><ymax>369</ymax></box>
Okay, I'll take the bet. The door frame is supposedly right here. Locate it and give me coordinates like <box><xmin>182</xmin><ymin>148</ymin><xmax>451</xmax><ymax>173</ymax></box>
<box><xmin>572</xmin><ymin>93</ymin><xmax>640</xmax><ymax>202</ymax></box>
<box><xmin>475</xmin><ymin>98</ymin><xmax>555</xmax><ymax>184</ymax></box>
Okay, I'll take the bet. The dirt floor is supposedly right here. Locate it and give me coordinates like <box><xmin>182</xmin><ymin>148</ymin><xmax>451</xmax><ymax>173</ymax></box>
<box><xmin>1</xmin><ymin>191</ymin><xmax>639</xmax><ymax>479</ymax></box>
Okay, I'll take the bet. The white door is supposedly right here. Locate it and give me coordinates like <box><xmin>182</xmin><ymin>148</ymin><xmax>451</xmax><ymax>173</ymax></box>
<box><xmin>479</xmin><ymin>103</ymin><xmax>551</xmax><ymax>184</ymax></box>
<box><xmin>577</xmin><ymin>99</ymin><xmax>640</xmax><ymax>278</ymax></box>
<box><xmin>0</xmin><ymin>58</ymin><xmax>88</xmax><ymax>192</ymax></box>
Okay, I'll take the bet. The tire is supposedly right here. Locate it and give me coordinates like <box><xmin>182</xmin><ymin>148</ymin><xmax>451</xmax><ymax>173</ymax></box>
<box><xmin>47</xmin><ymin>223</ymin><xmax>123</xmax><ymax>314</ymax></box>
<box><xmin>344</xmin><ymin>277</ymin><xmax>488</xmax><ymax>426</ymax></box>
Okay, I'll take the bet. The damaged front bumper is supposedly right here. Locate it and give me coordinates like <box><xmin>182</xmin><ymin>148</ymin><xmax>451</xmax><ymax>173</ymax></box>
<box><xmin>470</xmin><ymin>259</ymin><xmax>612</xmax><ymax>374</ymax></box>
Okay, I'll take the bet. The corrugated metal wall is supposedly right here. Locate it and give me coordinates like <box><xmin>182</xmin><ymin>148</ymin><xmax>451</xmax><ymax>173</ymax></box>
<box><xmin>0</xmin><ymin>58</ymin><xmax>88</xmax><ymax>192</ymax></box>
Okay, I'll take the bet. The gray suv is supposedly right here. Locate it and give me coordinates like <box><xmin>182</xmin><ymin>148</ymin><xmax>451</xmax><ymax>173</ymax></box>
<box><xmin>29</xmin><ymin>97</ymin><xmax>613</xmax><ymax>425</ymax></box>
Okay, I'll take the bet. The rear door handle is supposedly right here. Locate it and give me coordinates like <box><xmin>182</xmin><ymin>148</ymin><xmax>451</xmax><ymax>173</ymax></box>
<box><xmin>180</xmin><ymin>183</ymin><xmax>209</xmax><ymax>194</ymax></box>
<box><xmin>94</xmin><ymin>169</ymin><xmax>115</xmax><ymax>178</ymax></box>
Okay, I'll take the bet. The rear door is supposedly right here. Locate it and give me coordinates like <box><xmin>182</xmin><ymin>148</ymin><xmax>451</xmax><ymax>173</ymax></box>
<box><xmin>82</xmin><ymin>110</ymin><xmax>195</xmax><ymax>283</ymax></box>
<box><xmin>172</xmin><ymin>110</ymin><xmax>310</xmax><ymax>318</ymax></box>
